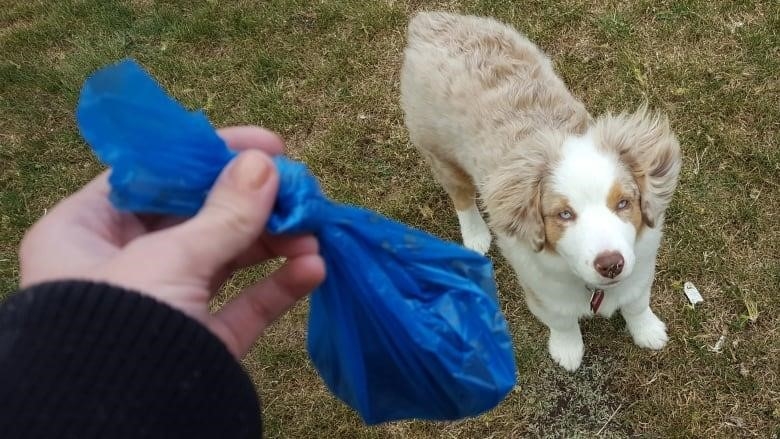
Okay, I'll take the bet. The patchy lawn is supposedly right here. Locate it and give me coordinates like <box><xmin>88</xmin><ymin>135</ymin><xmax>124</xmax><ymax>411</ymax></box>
<box><xmin>1</xmin><ymin>0</ymin><xmax>778</xmax><ymax>437</ymax></box>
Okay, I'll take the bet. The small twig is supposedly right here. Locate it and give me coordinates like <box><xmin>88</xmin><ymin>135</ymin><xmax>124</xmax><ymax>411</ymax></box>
<box><xmin>693</xmin><ymin>146</ymin><xmax>707</xmax><ymax>175</ymax></box>
<box><xmin>596</xmin><ymin>403</ymin><xmax>623</xmax><ymax>436</ymax></box>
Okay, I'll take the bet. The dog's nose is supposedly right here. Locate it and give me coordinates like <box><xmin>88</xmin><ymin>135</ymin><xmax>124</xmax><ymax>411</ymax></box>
<box><xmin>594</xmin><ymin>252</ymin><xmax>624</xmax><ymax>279</ymax></box>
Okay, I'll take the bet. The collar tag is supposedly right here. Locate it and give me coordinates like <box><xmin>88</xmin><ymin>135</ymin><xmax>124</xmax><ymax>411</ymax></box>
<box><xmin>590</xmin><ymin>289</ymin><xmax>605</xmax><ymax>313</ymax></box>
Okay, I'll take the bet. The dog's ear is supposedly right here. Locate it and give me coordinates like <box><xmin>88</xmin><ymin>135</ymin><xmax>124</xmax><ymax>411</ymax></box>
<box><xmin>595</xmin><ymin>105</ymin><xmax>681</xmax><ymax>228</ymax></box>
<box><xmin>481</xmin><ymin>133</ymin><xmax>560</xmax><ymax>252</ymax></box>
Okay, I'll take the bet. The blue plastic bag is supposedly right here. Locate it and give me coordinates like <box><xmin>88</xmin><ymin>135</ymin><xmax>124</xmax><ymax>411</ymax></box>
<box><xmin>76</xmin><ymin>59</ymin><xmax>517</xmax><ymax>424</ymax></box>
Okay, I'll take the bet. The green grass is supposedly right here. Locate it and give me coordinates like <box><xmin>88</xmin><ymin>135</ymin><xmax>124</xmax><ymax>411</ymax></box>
<box><xmin>2</xmin><ymin>0</ymin><xmax>779</xmax><ymax>437</ymax></box>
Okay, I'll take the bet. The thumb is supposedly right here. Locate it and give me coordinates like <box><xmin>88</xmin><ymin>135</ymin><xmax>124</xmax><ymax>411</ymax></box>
<box><xmin>165</xmin><ymin>150</ymin><xmax>279</xmax><ymax>273</ymax></box>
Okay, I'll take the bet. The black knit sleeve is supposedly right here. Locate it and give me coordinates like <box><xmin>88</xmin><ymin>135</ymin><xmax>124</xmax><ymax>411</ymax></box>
<box><xmin>0</xmin><ymin>281</ymin><xmax>262</xmax><ymax>438</ymax></box>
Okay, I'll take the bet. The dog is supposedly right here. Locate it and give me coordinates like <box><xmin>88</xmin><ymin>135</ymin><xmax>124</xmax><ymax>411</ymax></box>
<box><xmin>400</xmin><ymin>12</ymin><xmax>681</xmax><ymax>371</ymax></box>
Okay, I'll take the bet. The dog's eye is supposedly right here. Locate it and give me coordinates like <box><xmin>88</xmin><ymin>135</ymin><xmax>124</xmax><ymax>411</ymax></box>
<box><xmin>617</xmin><ymin>199</ymin><xmax>630</xmax><ymax>210</ymax></box>
<box><xmin>558</xmin><ymin>210</ymin><xmax>574</xmax><ymax>220</ymax></box>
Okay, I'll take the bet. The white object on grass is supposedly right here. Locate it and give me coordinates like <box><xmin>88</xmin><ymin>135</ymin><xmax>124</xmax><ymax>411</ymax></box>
<box><xmin>683</xmin><ymin>281</ymin><xmax>704</xmax><ymax>305</ymax></box>
<box><xmin>709</xmin><ymin>334</ymin><xmax>726</xmax><ymax>353</ymax></box>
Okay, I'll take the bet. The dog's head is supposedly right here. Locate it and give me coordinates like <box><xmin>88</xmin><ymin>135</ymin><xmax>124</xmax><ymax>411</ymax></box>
<box><xmin>483</xmin><ymin>106</ymin><xmax>681</xmax><ymax>287</ymax></box>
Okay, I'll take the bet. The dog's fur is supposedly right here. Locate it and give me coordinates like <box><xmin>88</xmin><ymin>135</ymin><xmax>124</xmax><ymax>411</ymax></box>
<box><xmin>400</xmin><ymin>12</ymin><xmax>681</xmax><ymax>371</ymax></box>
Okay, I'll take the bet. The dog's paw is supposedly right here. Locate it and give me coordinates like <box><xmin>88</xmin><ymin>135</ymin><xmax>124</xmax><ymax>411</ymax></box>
<box><xmin>462</xmin><ymin>227</ymin><xmax>492</xmax><ymax>254</ymax></box>
<box><xmin>548</xmin><ymin>331</ymin><xmax>584</xmax><ymax>372</ymax></box>
<box><xmin>457</xmin><ymin>207</ymin><xmax>492</xmax><ymax>254</ymax></box>
<box><xmin>627</xmin><ymin>311</ymin><xmax>668</xmax><ymax>350</ymax></box>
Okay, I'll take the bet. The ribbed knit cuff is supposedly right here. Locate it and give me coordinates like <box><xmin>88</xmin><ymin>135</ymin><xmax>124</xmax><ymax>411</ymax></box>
<box><xmin>0</xmin><ymin>280</ymin><xmax>261</xmax><ymax>438</ymax></box>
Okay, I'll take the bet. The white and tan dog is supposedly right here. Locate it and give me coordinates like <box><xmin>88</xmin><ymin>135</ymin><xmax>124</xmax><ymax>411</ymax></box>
<box><xmin>400</xmin><ymin>12</ymin><xmax>681</xmax><ymax>371</ymax></box>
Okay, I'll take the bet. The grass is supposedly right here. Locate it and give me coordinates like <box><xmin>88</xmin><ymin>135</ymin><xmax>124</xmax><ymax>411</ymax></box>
<box><xmin>2</xmin><ymin>0</ymin><xmax>778</xmax><ymax>436</ymax></box>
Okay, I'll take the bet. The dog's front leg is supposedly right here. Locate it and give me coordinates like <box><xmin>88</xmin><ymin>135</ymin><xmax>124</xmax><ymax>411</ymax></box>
<box><xmin>545</xmin><ymin>317</ymin><xmax>584</xmax><ymax>372</ymax></box>
<box><xmin>456</xmin><ymin>203</ymin><xmax>492</xmax><ymax>254</ymax></box>
<box><xmin>620</xmin><ymin>292</ymin><xmax>668</xmax><ymax>350</ymax></box>
<box><xmin>525</xmin><ymin>297</ymin><xmax>584</xmax><ymax>371</ymax></box>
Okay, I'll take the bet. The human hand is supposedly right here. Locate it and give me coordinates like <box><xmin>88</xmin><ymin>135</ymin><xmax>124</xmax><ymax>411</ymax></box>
<box><xmin>19</xmin><ymin>126</ymin><xmax>326</xmax><ymax>359</ymax></box>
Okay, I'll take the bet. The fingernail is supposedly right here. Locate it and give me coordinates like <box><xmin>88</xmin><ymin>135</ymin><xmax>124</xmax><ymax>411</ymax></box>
<box><xmin>229</xmin><ymin>151</ymin><xmax>271</xmax><ymax>190</ymax></box>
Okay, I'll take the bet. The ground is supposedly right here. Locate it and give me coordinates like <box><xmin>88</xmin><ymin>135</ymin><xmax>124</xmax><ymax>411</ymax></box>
<box><xmin>1</xmin><ymin>0</ymin><xmax>778</xmax><ymax>437</ymax></box>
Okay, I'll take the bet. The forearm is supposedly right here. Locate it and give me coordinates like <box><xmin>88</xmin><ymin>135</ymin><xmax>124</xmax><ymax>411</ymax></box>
<box><xmin>0</xmin><ymin>281</ymin><xmax>262</xmax><ymax>438</ymax></box>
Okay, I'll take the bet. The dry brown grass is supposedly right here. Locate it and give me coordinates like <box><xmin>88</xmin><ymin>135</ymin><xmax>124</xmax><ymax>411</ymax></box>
<box><xmin>2</xmin><ymin>0</ymin><xmax>778</xmax><ymax>437</ymax></box>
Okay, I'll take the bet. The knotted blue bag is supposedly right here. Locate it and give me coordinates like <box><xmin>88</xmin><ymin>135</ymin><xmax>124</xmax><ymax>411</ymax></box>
<box><xmin>76</xmin><ymin>59</ymin><xmax>517</xmax><ymax>424</ymax></box>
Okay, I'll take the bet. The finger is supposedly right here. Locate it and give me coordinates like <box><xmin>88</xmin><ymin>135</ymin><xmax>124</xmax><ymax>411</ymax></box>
<box><xmin>218</xmin><ymin>126</ymin><xmax>285</xmax><ymax>155</ymax></box>
<box><xmin>42</xmin><ymin>171</ymin><xmax>111</xmax><ymax>218</ymax></box>
<box><xmin>214</xmin><ymin>253</ymin><xmax>326</xmax><ymax>358</ymax></box>
<box><xmin>125</xmin><ymin>127</ymin><xmax>286</xmax><ymax>234</ymax></box>
<box><xmin>54</xmin><ymin>173</ymin><xmax>181</xmax><ymax>237</ymax></box>
<box><xmin>206</xmin><ymin>235</ymin><xmax>319</xmax><ymax>299</ymax></box>
<box><xmin>135</xmin><ymin>213</ymin><xmax>187</xmax><ymax>232</ymax></box>
<box><xmin>29</xmin><ymin>171</ymin><xmax>148</xmax><ymax>245</ymax></box>
<box><xmin>155</xmin><ymin>150</ymin><xmax>279</xmax><ymax>274</ymax></box>
<box><xmin>76</xmin><ymin>170</ymin><xmax>111</xmax><ymax>198</ymax></box>
<box><xmin>262</xmin><ymin>233</ymin><xmax>320</xmax><ymax>257</ymax></box>
<box><xmin>208</xmin><ymin>265</ymin><xmax>233</xmax><ymax>295</ymax></box>
<box><xmin>231</xmin><ymin>233</ymin><xmax>320</xmax><ymax>269</ymax></box>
